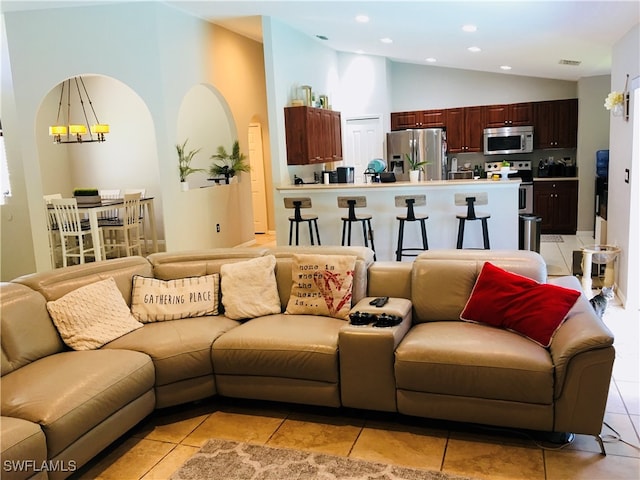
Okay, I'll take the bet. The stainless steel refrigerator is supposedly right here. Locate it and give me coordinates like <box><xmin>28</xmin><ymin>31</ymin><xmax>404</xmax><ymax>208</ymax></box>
<box><xmin>386</xmin><ymin>129</ymin><xmax>447</xmax><ymax>181</ymax></box>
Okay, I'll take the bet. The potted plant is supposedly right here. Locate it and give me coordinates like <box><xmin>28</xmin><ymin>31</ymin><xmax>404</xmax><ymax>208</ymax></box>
<box><xmin>209</xmin><ymin>140</ymin><xmax>250</xmax><ymax>184</ymax></box>
<box><xmin>176</xmin><ymin>139</ymin><xmax>205</xmax><ymax>191</ymax></box>
<box><xmin>405</xmin><ymin>153</ymin><xmax>428</xmax><ymax>183</ymax></box>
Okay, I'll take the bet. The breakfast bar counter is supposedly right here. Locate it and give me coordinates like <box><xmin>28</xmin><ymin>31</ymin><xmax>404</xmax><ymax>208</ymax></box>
<box><xmin>275</xmin><ymin>179</ymin><xmax>520</xmax><ymax>261</ymax></box>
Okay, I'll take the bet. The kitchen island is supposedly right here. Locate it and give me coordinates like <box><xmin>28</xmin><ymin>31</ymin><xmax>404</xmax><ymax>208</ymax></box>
<box><xmin>275</xmin><ymin>179</ymin><xmax>520</xmax><ymax>261</ymax></box>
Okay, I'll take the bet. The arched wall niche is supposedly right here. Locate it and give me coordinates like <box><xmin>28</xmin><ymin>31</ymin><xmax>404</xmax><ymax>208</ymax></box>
<box><xmin>176</xmin><ymin>83</ymin><xmax>236</xmax><ymax>188</ymax></box>
<box><xmin>36</xmin><ymin>73</ymin><xmax>166</xmax><ymax>242</ymax></box>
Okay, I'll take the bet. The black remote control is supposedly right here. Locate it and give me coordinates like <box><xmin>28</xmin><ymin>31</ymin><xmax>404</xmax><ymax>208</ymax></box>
<box><xmin>369</xmin><ymin>296</ymin><xmax>389</xmax><ymax>308</ymax></box>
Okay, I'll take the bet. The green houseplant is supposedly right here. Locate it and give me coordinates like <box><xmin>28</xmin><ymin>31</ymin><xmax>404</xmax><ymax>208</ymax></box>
<box><xmin>405</xmin><ymin>153</ymin><xmax>429</xmax><ymax>182</ymax></box>
<box><xmin>176</xmin><ymin>139</ymin><xmax>205</xmax><ymax>190</ymax></box>
<box><xmin>209</xmin><ymin>140</ymin><xmax>250</xmax><ymax>184</ymax></box>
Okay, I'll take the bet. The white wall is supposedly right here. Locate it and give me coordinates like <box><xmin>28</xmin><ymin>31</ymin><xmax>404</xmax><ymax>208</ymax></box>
<box><xmin>576</xmin><ymin>75</ymin><xmax>611</xmax><ymax>232</ymax></box>
<box><xmin>1</xmin><ymin>2</ymin><xmax>256</xmax><ymax>279</ymax></box>
<box><xmin>390</xmin><ymin>63</ymin><xmax>577</xmax><ymax>110</ymax></box>
<box><xmin>608</xmin><ymin>24</ymin><xmax>640</xmax><ymax>307</ymax></box>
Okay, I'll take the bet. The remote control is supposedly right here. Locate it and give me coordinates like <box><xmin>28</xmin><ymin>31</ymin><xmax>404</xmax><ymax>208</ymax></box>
<box><xmin>369</xmin><ymin>296</ymin><xmax>389</xmax><ymax>308</ymax></box>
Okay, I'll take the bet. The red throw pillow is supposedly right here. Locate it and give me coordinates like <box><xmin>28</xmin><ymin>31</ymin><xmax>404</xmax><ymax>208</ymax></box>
<box><xmin>460</xmin><ymin>262</ymin><xmax>581</xmax><ymax>347</ymax></box>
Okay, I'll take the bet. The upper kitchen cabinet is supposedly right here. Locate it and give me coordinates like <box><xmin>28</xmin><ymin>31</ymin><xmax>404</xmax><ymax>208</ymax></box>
<box><xmin>484</xmin><ymin>102</ymin><xmax>533</xmax><ymax>127</ymax></box>
<box><xmin>446</xmin><ymin>106</ymin><xmax>483</xmax><ymax>153</ymax></box>
<box><xmin>285</xmin><ymin>106</ymin><xmax>343</xmax><ymax>165</ymax></box>
<box><xmin>533</xmin><ymin>99</ymin><xmax>578</xmax><ymax>149</ymax></box>
<box><xmin>391</xmin><ymin>109</ymin><xmax>446</xmax><ymax>130</ymax></box>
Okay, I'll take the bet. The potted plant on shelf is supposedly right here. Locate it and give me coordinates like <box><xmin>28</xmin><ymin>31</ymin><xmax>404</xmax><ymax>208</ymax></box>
<box><xmin>208</xmin><ymin>140</ymin><xmax>250</xmax><ymax>184</ymax></box>
<box><xmin>405</xmin><ymin>153</ymin><xmax>428</xmax><ymax>183</ymax></box>
<box><xmin>176</xmin><ymin>139</ymin><xmax>205</xmax><ymax>191</ymax></box>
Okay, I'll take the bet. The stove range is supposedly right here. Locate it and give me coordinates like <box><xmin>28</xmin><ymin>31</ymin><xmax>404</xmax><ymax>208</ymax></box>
<box><xmin>485</xmin><ymin>160</ymin><xmax>533</xmax><ymax>184</ymax></box>
<box><xmin>484</xmin><ymin>160</ymin><xmax>533</xmax><ymax>214</ymax></box>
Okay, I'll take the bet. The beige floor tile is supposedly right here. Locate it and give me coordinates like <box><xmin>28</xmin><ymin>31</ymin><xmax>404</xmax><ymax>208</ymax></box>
<box><xmin>350</xmin><ymin>424</ymin><xmax>447</xmax><ymax>471</ymax></box>
<box><xmin>133</xmin><ymin>412</ymin><xmax>210</xmax><ymax>444</ymax></box>
<box><xmin>443</xmin><ymin>438</ymin><xmax>545</xmax><ymax>480</ymax></box>
<box><xmin>181</xmin><ymin>410</ymin><xmax>285</xmax><ymax>447</ymax></box>
<box><xmin>565</xmin><ymin>413</ymin><xmax>640</xmax><ymax>457</ymax></box>
<box><xmin>606</xmin><ymin>380</ymin><xmax>628</xmax><ymax>414</ymax></box>
<box><xmin>267</xmin><ymin>417</ymin><xmax>362</xmax><ymax>456</ymax></box>
<box><xmin>545</xmin><ymin>449</ymin><xmax>640</xmax><ymax>480</ymax></box>
<box><xmin>616</xmin><ymin>380</ymin><xmax>640</xmax><ymax>416</ymax></box>
<box><xmin>74</xmin><ymin>438</ymin><xmax>175</xmax><ymax>480</ymax></box>
<box><xmin>141</xmin><ymin>444</ymin><xmax>200</xmax><ymax>480</ymax></box>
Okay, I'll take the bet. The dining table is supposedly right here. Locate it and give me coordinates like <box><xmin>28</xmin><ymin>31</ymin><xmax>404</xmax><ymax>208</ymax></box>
<box><xmin>69</xmin><ymin>197</ymin><xmax>158</xmax><ymax>262</ymax></box>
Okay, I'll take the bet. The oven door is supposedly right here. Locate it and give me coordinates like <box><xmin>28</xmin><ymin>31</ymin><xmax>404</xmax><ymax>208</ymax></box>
<box><xmin>519</xmin><ymin>183</ymin><xmax>533</xmax><ymax>214</ymax></box>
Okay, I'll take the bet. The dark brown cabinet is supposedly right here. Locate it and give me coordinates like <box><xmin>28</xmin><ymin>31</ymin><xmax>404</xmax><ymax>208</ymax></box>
<box><xmin>484</xmin><ymin>102</ymin><xmax>533</xmax><ymax>127</ymax></box>
<box><xmin>285</xmin><ymin>106</ymin><xmax>342</xmax><ymax>165</ymax></box>
<box><xmin>533</xmin><ymin>99</ymin><xmax>578</xmax><ymax>149</ymax></box>
<box><xmin>533</xmin><ymin>180</ymin><xmax>578</xmax><ymax>234</ymax></box>
<box><xmin>446</xmin><ymin>106</ymin><xmax>483</xmax><ymax>153</ymax></box>
<box><xmin>391</xmin><ymin>109</ymin><xmax>446</xmax><ymax>130</ymax></box>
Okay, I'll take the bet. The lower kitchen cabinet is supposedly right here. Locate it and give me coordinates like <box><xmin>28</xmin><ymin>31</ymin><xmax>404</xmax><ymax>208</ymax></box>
<box><xmin>533</xmin><ymin>179</ymin><xmax>578</xmax><ymax>234</ymax></box>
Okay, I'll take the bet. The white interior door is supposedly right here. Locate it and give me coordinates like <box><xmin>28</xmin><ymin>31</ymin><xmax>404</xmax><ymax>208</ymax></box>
<box><xmin>248</xmin><ymin>123</ymin><xmax>268</xmax><ymax>233</ymax></box>
<box><xmin>344</xmin><ymin>116</ymin><xmax>384</xmax><ymax>183</ymax></box>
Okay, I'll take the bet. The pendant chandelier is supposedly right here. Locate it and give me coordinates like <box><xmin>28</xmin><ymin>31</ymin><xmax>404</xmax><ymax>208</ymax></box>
<box><xmin>48</xmin><ymin>76</ymin><xmax>109</xmax><ymax>144</ymax></box>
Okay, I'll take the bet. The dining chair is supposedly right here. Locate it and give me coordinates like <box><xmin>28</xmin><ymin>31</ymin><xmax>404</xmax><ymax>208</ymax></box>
<box><xmin>101</xmin><ymin>192</ymin><xmax>143</xmax><ymax>258</ymax></box>
<box><xmin>43</xmin><ymin>194</ymin><xmax>63</xmax><ymax>268</ymax></box>
<box><xmin>98</xmin><ymin>189</ymin><xmax>121</xmax><ymax>222</ymax></box>
<box><xmin>124</xmin><ymin>188</ymin><xmax>147</xmax><ymax>252</ymax></box>
<box><xmin>50</xmin><ymin>198</ymin><xmax>106</xmax><ymax>267</ymax></box>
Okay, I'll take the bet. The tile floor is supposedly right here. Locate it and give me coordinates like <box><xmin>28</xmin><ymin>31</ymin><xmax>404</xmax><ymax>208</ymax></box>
<box><xmin>70</xmin><ymin>234</ymin><xmax>639</xmax><ymax>480</ymax></box>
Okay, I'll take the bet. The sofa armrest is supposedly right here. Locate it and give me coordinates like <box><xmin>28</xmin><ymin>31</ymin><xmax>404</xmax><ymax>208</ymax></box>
<box><xmin>339</xmin><ymin>298</ymin><xmax>412</xmax><ymax>412</ymax></box>
<box><xmin>547</xmin><ymin>276</ymin><xmax>615</xmax><ymax>434</ymax></box>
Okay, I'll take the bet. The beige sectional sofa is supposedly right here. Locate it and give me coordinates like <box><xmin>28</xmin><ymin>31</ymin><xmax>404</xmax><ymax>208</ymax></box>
<box><xmin>1</xmin><ymin>247</ymin><xmax>614</xmax><ymax>479</ymax></box>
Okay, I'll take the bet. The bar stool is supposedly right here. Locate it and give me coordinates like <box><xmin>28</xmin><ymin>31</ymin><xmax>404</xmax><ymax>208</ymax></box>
<box><xmin>455</xmin><ymin>192</ymin><xmax>490</xmax><ymax>249</ymax></box>
<box><xmin>338</xmin><ymin>196</ymin><xmax>376</xmax><ymax>259</ymax></box>
<box><xmin>284</xmin><ymin>197</ymin><xmax>321</xmax><ymax>245</ymax></box>
<box><xmin>395</xmin><ymin>195</ymin><xmax>429</xmax><ymax>261</ymax></box>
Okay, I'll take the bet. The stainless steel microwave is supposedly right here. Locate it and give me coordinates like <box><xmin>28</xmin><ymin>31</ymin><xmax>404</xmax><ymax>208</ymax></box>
<box><xmin>483</xmin><ymin>126</ymin><xmax>534</xmax><ymax>155</ymax></box>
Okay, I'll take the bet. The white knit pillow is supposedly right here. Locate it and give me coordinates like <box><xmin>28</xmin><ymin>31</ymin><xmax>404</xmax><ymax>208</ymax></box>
<box><xmin>46</xmin><ymin>277</ymin><xmax>143</xmax><ymax>351</ymax></box>
<box><xmin>220</xmin><ymin>255</ymin><xmax>281</xmax><ymax>320</ymax></box>
<box><xmin>130</xmin><ymin>274</ymin><xmax>219</xmax><ymax>323</ymax></box>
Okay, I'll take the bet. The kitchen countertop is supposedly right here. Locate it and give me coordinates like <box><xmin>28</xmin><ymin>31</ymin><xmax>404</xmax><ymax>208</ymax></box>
<box><xmin>277</xmin><ymin>178</ymin><xmax>521</xmax><ymax>190</ymax></box>
<box><xmin>533</xmin><ymin>177</ymin><xmax>579</xmax><ymax>182</ymax></box>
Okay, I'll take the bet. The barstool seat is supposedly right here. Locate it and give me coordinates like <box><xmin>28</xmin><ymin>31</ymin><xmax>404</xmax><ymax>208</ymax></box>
<box><xmin>338</xmin><ymin>196</ymin><xmax>376</xmax><ymax>259</ymax></box>
<box><xmin>395</xmin><ymin>195</ymin><xmax>429</xmax><ymax>261</ymax></box>
<box><xmin>455</xmin><ymin>192</ymin><xmax>490</xmax><ymax>249</ymax></box>
<box><xmin>285</xmin><ymin>197</ymin><xmax>321</xmax><ymax>245</ymax></box>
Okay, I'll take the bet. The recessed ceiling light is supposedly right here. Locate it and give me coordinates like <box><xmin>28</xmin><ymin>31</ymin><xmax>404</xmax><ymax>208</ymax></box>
<box><xmin>425</xmin><ymin>57</ymin><xmax>437</xmax><ymax>63</ymax></box>
<box><xmin>462</xmin><ymin>24</ymin><xmax>477</xmax><ymax>32</ymax></box>
<box><xmin>468</xmin><ymin>46</ymin><xmax>481</xmax><ymax>53</ymax></box>
<box><xmin>316</xmin><ymin>35</ymin><xmax>329</xmax><ymax>41</ymax></box>
<box><xmin>380</xmin><ymin>37</ymin><xmax>393</xmax><ymax>44</ymax></box>
<box><xmin>500</xmin><ymin>65</ymin><xmax>512</xmax><ymax>71</ymax></box>
<box><xmin>355</xmin><ymin>14</ymin><xmax>369</xmax><ymax>23</ymax></box>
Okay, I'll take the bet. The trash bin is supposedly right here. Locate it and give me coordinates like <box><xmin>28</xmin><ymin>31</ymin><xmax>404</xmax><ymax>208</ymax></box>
<box><xmin>519</xmin><ymin>214</ymin><xmax>542</xmax><ymax>253</ymax></box>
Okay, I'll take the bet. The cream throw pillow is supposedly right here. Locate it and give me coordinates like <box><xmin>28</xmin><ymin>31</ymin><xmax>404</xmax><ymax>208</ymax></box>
<box><xmin>46</xmin><ymin>277</ymin><xmax>143</xmax><ymax>351</ymax></box>
<box><xmin>130</xmin><ymin>274</ymin><xmax>219</xmax><ymax>322</ymax></box>
<box><xmin>285</xmin><ymin>254</ymin><xmax>357</xmax><ymax>320</ymax></box>
<box><xmin>220</xmin><ymin>255</ymin><xmax>281</xmax><ymax>320</ymax></box>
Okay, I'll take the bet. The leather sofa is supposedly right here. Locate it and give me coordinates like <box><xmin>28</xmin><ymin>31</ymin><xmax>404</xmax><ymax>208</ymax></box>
<box><xmin>0</xmin><ymin>247</ymin><xmax>614</xmax><ymax>479</ymax></box>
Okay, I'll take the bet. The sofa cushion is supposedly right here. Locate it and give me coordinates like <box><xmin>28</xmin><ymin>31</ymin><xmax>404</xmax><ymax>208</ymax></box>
<box><xmin>45</xmin><ymin>277</ymin><xmax>143</xmax><ymax>350</ymax></box>
<box><xmin>130</xmin><ymin>274</ymin><xmax>219</xmax><ymax>322</ymax></box>
<box><xmin>1</xmin><ymin>283</ymin><xmax>66</xmax><ymax>376</ymax></box>
<box><xmin>0</xmin><ymin>350</ymin><xmax>154</xmax><ymax>458</ymax></box>
<box><xmin>0</xmin><ymin>416</ymin><xmax>47</xmax><ymax>480</ymax></box>
<box><xmin>220</xmin><ymin>255</ymin><xmax>281</xmax><ymax>320</ymax></box>
<box><xmin>395</xmin><ymin>322</ymin><xmax>554</xmax><ymax>404</ymax></box>
<box><xmin>212</xmin><ymin>314</ymin><xmax>343</xmax><ymax>383</ymax></box>
<box><xmin>460</xmin><ymin>262</ymin><xmax>580</xmax><ymax>347</ymax></box>
<box><xmin>285</xmin><ymin>254</ymin><xmax>357</xmax><ymax>320</ymax></box>
<box><xmin>104</xmin><ymin>316</ymin><xmax>239</xmax><ymax>386</ymax></box>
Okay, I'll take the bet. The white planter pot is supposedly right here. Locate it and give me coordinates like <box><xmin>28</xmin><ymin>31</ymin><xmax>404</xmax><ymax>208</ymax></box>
<box><xmin>180</xmin><ymin>181</ymin><xmax>189</xmax><ymax>191</ymax></box>
<box><xmin>409</xmin><ymin>170</ymin><xmax>420</xmax><ymax>183</ymax></box>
